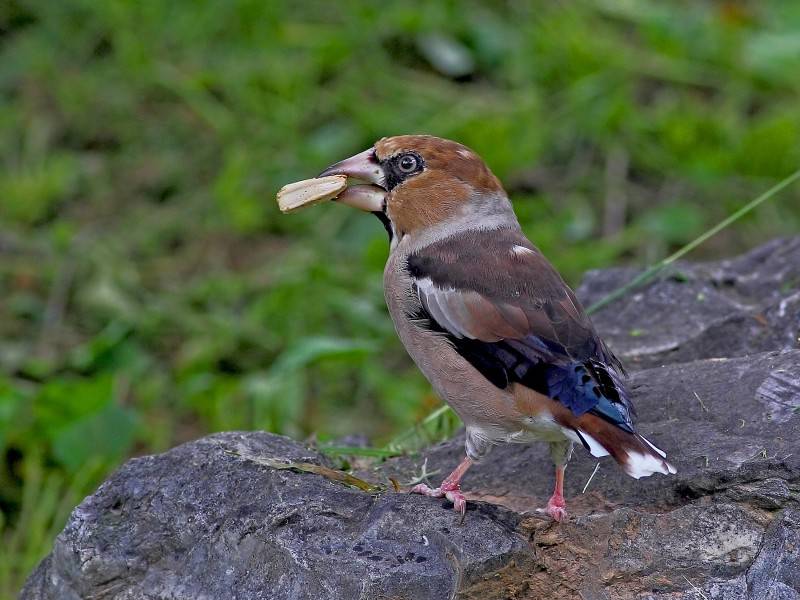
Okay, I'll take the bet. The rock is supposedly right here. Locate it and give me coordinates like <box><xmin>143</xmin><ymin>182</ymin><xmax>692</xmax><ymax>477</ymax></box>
<box><xmin>576</xmin><ymin>236</ymin><xmax>800</xmax><ymax>370</ymax></box>
<box><xmin>22</xmin><ymin>238</ymin><xmax>800</xmax><ymax>600</ymax></box>
<box><xmin>20</xmin><ymin>432</ymin><xmax>528</xmax><ymax>600</ymax></box>
<box><xmin>372</xmin><ymin>349</ymin><xmax>800</xmax><ymax>599</ymax></box>
<box><xmin>745</xmin><ymin>509</ymin><xmax>800</xmax><ymax>600</ymax></box>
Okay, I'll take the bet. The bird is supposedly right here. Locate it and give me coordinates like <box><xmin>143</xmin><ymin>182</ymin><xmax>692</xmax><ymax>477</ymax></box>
<box><xmin>319</xmin><ymin>134</ymin><xmax>676</xmax><ymax>521</ymax></box>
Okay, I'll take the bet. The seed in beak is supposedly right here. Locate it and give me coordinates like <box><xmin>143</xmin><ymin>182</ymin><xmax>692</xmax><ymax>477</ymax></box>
<box><xmin>276</xmin><ymin>174</ymin><xmax>348</xmax><ymax>214</ymax></box>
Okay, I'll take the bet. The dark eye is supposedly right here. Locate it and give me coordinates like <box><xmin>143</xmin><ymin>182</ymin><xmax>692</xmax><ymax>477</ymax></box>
<box><xmin>398</xmin><ymin>153</ymin><xmax>419</xmax><ymax>173</ymax></box>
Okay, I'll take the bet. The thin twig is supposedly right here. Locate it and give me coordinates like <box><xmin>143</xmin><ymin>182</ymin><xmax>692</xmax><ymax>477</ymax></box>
<box><xmin>400</xmin><ymin>457</ymin><xmax>441</xmax><ymax>487</ymax></box>
<box><xmin>693</xmin><ymin>392</ymin><xmax>709</xmax><ymax>413</ymax></box>
<box><xmin>682</xmin><ymin>575</ymin><xmax>709</xmax><ymax>600</ymax></box>
<box><xmin>582</xmin><ymin>462</ymin><xmax>601</xmax><ymax>494</ymax></box>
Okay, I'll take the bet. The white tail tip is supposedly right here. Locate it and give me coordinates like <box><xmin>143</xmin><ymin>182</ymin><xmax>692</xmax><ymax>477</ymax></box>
<box><xmin>624</xmin><ymin>435</ymin><xmax>677</xmax><ymax>479</ymax></box>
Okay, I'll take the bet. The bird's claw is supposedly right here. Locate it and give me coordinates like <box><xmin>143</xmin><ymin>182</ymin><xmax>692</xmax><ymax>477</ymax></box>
<box><xmin>410</xmin><ymin>483</ymin><xmax>439</xmax><ymax>497</ymax></box>
<box><xmin>410</xmin><ymin>483</ymin><xmax>467</xmax><ymax>522</ymax></box>
<box><xmin>537</xmin><ymin>495</ymin><xmax>568</xmax><ymax>522</ymax></box>
<box><xmin>540</xmin><ymin>504</ymin><xmax>567</xmax><ymax>522</ymax></box>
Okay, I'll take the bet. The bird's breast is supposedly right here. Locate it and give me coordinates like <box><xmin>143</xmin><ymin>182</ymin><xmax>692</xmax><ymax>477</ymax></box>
<box><xmin>383</xmin><ymin>248</ymin><xmax>517</xmax><ymax>433</ymax></box>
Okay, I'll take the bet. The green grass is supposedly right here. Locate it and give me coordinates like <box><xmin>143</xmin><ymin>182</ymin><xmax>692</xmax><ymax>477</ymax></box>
<box><xmin>2</xmin><ymin>0</ymin><xmax>800</xmax><ymax>596</ymax></box>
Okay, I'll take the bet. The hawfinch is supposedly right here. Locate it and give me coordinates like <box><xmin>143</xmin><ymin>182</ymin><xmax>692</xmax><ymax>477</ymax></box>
<box><xmin>320</xmin><ymin>135</ymin><xmax>675</xmax><ymax>521</ymax></box>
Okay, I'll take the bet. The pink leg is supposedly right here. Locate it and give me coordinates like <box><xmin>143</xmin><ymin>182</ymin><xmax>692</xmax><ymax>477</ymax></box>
<box><xmin>540</xmin><ymin>465</ymin><xmax>567</xmax><ymax>522</ymax></box>
<box><xmin>411</xmin><ymin>456</ymin><xmax>473</xmax><ymax>520</ymax></box>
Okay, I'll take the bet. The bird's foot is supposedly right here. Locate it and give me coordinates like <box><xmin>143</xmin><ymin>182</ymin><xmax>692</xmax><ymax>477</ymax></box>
<box><xmin>410</xmin><ymin>483</ymin><xmax>467</xmax><ymax>520</ymax></box>
<box><xmin>537</xmin><ymin>493</ymin><xmax>568</xmax><ymax>522</ymax></box>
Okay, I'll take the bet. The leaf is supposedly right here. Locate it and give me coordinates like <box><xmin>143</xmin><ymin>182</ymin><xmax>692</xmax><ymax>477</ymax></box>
<box><xmin>34</xmin><ymin>375</ymin><xmax>116</xmax><ymax>439</ymax></box>
<box><xmin>226</xmin><ymin>450</ymin><xmax>384</xmax><ymax>493</ymax></box>
<box><xmin>269</xmin><ymin>337</ymin><xmax>375</xmax><ymax>375</ymax></box>
<box><xmin>69</xmin><ymin>321</ymin><xmax>134</xmax><ymax>372</ymax></box>
<box><xmin>52</xmin><ymin>404</ymin><xmax>139</xmax><ymax>473</ymax></box>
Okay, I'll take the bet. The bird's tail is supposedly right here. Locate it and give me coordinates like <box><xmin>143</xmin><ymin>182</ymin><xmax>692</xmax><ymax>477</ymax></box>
<box><xmin>572</xmin><ymin>413</ymin><xmax>676</xmax><ymax>479</ymax></box>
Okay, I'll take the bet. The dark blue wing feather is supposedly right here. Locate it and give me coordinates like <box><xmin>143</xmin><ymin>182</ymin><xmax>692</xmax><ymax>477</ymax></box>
<box><xmin>545</xmin><ymin>360</ymin><xmax>633</xmax><ymax>432</ymax></box>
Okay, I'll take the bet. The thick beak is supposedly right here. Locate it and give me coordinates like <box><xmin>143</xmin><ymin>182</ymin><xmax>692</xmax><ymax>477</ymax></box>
<box><xmin>319</xmin><ymin>147</ymin><xmax>386</xmax><ymax>213</ymax></box>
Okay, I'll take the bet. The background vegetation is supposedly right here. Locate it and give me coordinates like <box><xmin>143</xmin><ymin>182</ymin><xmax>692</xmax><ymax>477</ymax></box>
<box><xmin>2</xmin><ymin>0</ymin><xmax>800</xmax><ymax>595</ymax></box>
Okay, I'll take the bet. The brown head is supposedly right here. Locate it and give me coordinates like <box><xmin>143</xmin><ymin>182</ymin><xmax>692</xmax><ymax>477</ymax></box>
<box><xmin>320</xmin><ymin>135</ymin><xmax>512</xmax><ymax>240</ymax></box>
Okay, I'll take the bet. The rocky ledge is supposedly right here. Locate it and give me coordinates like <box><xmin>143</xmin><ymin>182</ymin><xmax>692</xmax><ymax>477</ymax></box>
<box><xmin>22</xmin><ymin>238</ymin><xmax>800</xmax><ymax>600</ymax></box>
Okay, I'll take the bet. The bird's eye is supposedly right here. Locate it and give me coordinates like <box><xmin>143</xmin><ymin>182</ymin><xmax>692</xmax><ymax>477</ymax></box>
<box><xmin>398</xmin><ymin>153</ymin><xmax>419</xmax><ymax>173</ymax></box>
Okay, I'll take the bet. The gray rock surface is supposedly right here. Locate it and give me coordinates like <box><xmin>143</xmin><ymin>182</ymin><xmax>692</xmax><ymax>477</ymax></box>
<box><xmin>576</xmin><ymin>236</ymin><xmax>800</xmax><ymax>370</ymax></box>
<box><xmin>21</xmin><ymin>432</ymin><xmax>527</xmax><ymax>600</ymax></box>
<box><xmin>21</xmin><ymin>238</ymin><xmax>800</xmax><ymax>600</ymax></box>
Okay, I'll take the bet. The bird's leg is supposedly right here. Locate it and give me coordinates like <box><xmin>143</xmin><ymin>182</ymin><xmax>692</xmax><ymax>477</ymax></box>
<box><xmin>542</xmin><ymin>465</ymin><xmax>567</xmax><ymax>522</ymax></box>
<box><xmin>411</xmin><ymin>456</ymin><xmax>473</xmax><ymax>518</ymax></box>
<box><xmin>538</xmin><ymin>440</ymin><xmax>572</xmax><ymax>522</ymax></box>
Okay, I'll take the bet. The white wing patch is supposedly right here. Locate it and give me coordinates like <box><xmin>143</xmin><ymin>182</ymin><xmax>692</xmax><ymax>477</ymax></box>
<box><xmin>415</xmin><ymin>277</ymin><xmax>474</xmax><ymax>339</ymax></box>
<box><xmin>510</xmin><ymin>245</ymin><xmax>535</xmax><ymax>258</ymax></box>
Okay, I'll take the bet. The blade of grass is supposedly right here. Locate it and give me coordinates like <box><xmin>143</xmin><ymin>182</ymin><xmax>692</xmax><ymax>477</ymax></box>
<box><xmin>0</xmin><ymin>454</ymin><xmax>106</xmax><ymax>600</ymax></box>
<box><xmin>386</xmin><ymin>404</ymin><xmax>454</xmax><ymax>452</ymax></box>
<box><xmin>387</xmin><ymin>168</ymin><xmax>800</xmax><ymax>452</ymax></box>
<box><xmin>319</xmin><ymin>445</ymin><xmax>402</xmax><ymax>459</ymax></box>
<box><xmin>587</xmin><ymin>168</ymin><xmax>800</xmax><ymax>314</ymax></box>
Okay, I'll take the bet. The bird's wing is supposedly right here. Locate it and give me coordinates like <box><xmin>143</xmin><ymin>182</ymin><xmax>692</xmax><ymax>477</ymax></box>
<box><xmin>406</xmin><ymin>226</ymin><xmax>633</xmax><ymax>433</ymax></box>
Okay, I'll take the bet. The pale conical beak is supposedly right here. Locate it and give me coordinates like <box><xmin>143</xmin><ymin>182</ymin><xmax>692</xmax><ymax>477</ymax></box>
<box><xmin>319</xmin><ymin>147</ymin><xmax>387</xmax><ymax>213</ymax></box>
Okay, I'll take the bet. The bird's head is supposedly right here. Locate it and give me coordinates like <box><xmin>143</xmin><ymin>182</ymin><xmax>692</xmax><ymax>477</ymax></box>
<box><xmin>320</xmin><ymin>135</ymin><xmax>513</xmax><ymax>240</ymax></box>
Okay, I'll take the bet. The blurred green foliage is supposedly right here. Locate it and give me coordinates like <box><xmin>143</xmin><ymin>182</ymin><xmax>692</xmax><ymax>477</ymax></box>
<box><xmin>2</xmin><ymin>0</ymin><xmax>800</xmax><ymax>595</ymax></box>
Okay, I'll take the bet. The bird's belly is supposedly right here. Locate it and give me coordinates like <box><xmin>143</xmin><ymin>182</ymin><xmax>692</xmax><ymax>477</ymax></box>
<box><xmin>383</xmin><ymin>252</ymin><xmax>523</xmax><ymax>435</ymax></box>
<box><xmin>394</xmin><ymin>315</ymin><xmax>512</xmax><ymax>428</ymax></box>
<box><xmin>506</xmin><ymin>414</ymin><xmax>569</xmax><ymax>444</ymax></box>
